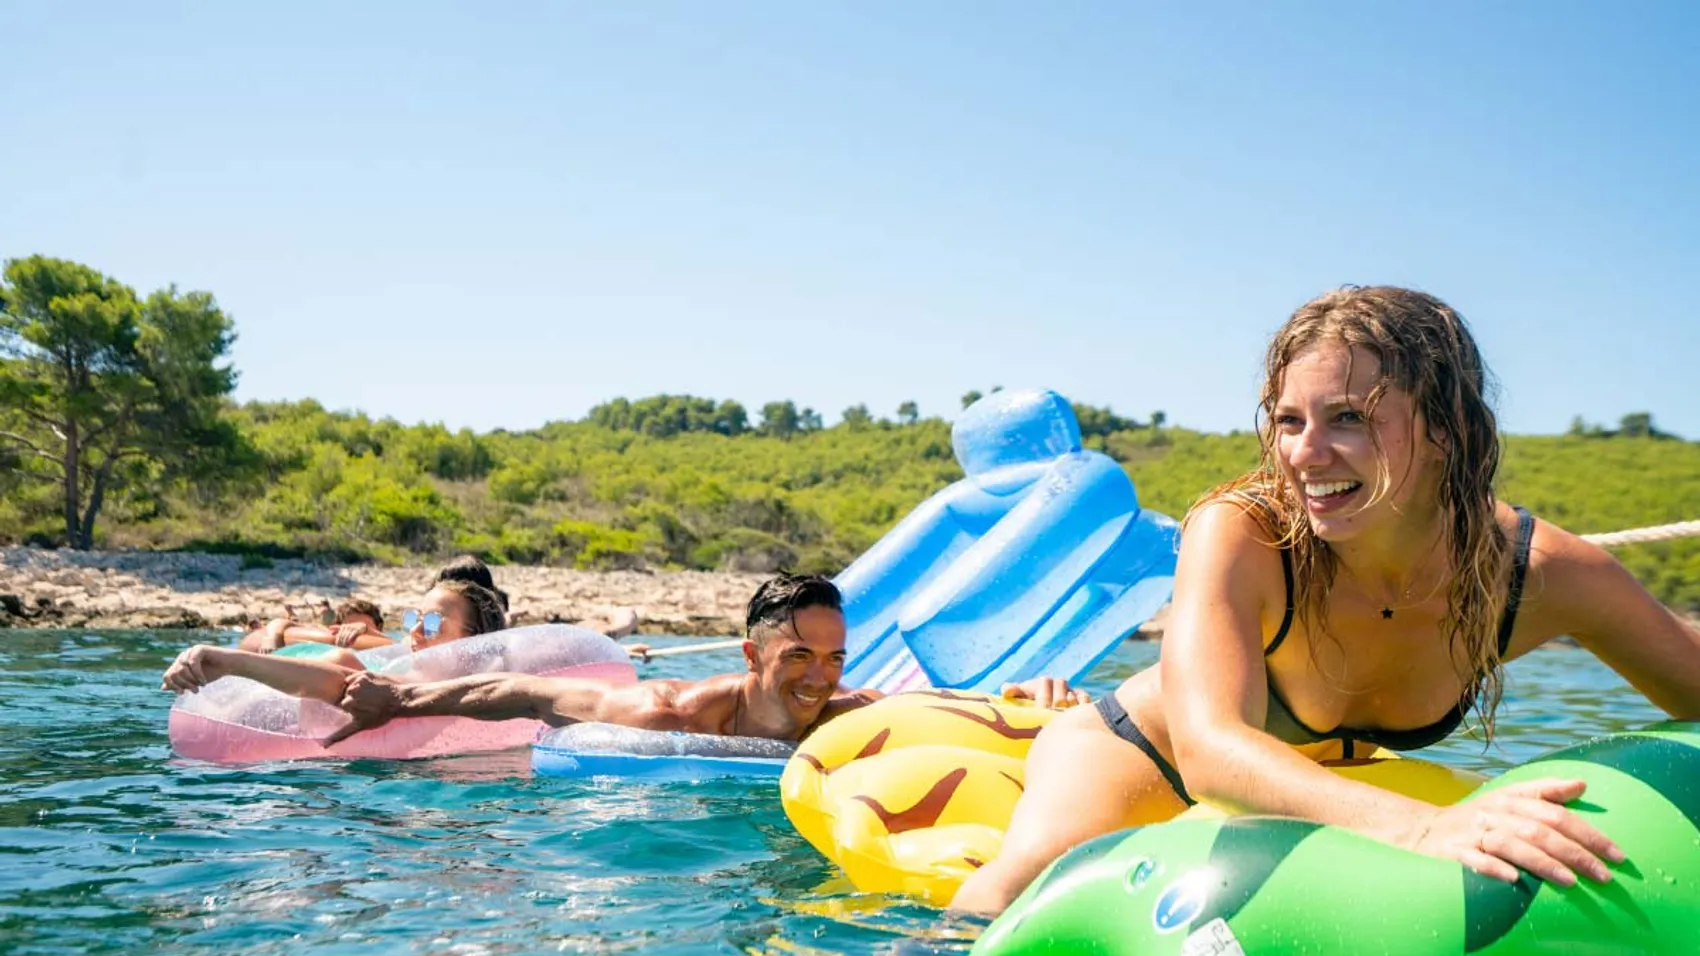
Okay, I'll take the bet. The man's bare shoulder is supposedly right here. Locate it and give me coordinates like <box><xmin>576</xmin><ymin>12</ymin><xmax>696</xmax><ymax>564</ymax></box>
<box><xmin>652</xmin><ymin>673</ymin><xmax>744</xmax><ymax>732</ymax></box>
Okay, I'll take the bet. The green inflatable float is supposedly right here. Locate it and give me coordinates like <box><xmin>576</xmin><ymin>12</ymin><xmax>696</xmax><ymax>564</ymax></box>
<box><xmin>974</xmin><ymin>722</ymin><xmax>1700</xmax><ymax>955</ymax></box>
<box><xmin>272</xmin><ymin>642</ymin><xmax>343</xmax><ymax>659</ymax></box>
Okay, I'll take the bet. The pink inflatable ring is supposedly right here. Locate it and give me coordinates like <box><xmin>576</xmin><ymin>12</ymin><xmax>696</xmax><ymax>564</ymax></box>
<box><xmin>168</xmin><ymin>624</ymin><xmax>637</xmax><ymax>763</ymax></box>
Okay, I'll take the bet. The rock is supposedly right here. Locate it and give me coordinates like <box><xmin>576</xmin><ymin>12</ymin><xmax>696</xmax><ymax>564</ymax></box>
<box><xmin>0</xmin><ymin>548</ymin><xmax>1191</xmax><ymax>643</ymax></box>
<box><xmin>127</xmin><ymin>606</ymin><xmax>209</xmax><ymax>630</ymax></box>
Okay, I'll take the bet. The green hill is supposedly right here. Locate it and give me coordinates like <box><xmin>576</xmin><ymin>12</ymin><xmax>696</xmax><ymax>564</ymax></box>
<box><xmin>3</xmin><ymin>396</ymin><xmax>1695</xmax><ymax>611</ymax></box>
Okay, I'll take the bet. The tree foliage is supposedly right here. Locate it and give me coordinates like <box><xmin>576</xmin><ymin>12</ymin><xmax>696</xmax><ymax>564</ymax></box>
<box><xmin>587</xmin><ymin>394</ymin><xmax>750</xmax><ymax>438</ymax></box>
<box><xmin>840</xmin><ymin>403</ymin><xmax>875</xmax><ymax>431</ymax></box>
<box><xmin>1568</xmin><ymin>411</ymin><xmax>1679</xmax><ymax>441</ymax></box>
<box><xmin>0</xmin><ymin>256</ymin><xmax>246</xmax><ymax>548</ymax></box>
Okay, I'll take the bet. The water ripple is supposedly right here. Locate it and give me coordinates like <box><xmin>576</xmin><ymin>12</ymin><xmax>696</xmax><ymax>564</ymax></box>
<box><xmin>0</xmin><ymin>629</ymin><xmax>1665</xmax><ymax>954</ymax></box>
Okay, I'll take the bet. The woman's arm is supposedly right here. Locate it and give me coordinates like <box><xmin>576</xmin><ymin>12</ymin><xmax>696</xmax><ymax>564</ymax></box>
<box><xmin>322</xmin><ymin>672</ymin><xmax>682</xmax><ymax>744</ymax></box>
<box><xmin>1529</xmin><ymin>521</ymin><xmax>1700</xmax><ymax>717</ymax></box>
<box><xmin>1160</xmin><ymin>503</ymin><xmax>1424</xmax><ymax>830</ymax></box>
<box><xmin>162</xmin><ymin>645</ymin><xmax>355</xmax><ymax>703</ymax></box>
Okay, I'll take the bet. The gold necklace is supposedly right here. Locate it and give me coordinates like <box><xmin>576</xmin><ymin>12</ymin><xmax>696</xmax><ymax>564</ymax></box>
<box><xmin>1339</xmin><ymin>559</ymin><xmax>1448</xmax><ymax>621</ymax></box>
<box><xmin>1332</xmin><ymin>523</ymin><xmax>1452</xmax><ymax>621</ymax></box>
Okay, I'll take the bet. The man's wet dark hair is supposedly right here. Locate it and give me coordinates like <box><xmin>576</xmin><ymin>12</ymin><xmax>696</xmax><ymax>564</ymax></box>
<box><xmin>745</xmin><ymin>572</ymin><xmax>843</xmax><ymax>643</ymax></box>
<box><xmin>433</xmin><ymin>555</ymin><xmax>509</xmax><ymax>611</ymax></box>
<box><xmin>335</xmin><ymin>598</ymin><xmax>385</xmax><ymax>630</ymax></box>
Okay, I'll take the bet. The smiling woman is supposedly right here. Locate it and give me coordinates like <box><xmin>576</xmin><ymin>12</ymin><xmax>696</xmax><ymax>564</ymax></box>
<box><xmin>1256</xmin><ymin>288</ymin><xmax>1512</xmax><ymax>658</ymax></box>
<box><xmin>401</xmin><ymin>578</ymin><xmax>508</xmax><ymax>650</ymax></box>
<box><xmin>951</xmin><ymin>286</ymin><xmax>1700</xmax><ymax>917</ymax></box>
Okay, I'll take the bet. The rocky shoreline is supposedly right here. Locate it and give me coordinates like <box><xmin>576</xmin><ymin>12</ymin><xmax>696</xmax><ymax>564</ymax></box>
<box><xmin>5</xmin><ymin>548</ymin><xmax>1688</xmax><ymax>642</ymax></box>
<box><xmin>0</xmin><ymin>547</ymin><xmax>771</xmax><ymax>636</ymax></box>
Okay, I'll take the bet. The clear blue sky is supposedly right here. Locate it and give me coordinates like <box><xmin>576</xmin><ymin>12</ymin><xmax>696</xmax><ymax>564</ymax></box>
<box><xmin>4</xmin><ymin>1</ymin><xmax>1697</xmax><ymax>437</ymax></box>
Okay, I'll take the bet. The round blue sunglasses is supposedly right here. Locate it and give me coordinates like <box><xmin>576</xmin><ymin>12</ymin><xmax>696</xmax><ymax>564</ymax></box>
<box><xmin>403</xmin><ymin>609</ymin><xmax>444</xmax><ymax>638</ymax></box>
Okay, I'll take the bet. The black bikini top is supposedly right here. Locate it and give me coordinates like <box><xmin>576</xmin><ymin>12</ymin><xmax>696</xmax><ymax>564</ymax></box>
<box><xmin>1260</xmin><ymin>507</ymin><xmax>1534</xmax><ymax>752</ymax></box>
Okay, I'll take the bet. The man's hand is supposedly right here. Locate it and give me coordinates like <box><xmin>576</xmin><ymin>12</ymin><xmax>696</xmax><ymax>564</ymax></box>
<box><xmin>1001</xmin><ymin>676</ymin><xmax>1091</xmax><ymax>710</ymax></box>
<box><xmin>626</xmin><ymin>642</ymin><xmax>652</xmax><ymax>664</ymax></box>
<box><xmin>323</xmin><ymin>671</ymin><xmax>407</xmax><ymax>746</ymax></box>
<box><xmin>162</xmin><ymin>645</ymin><xmax>229</xmax><ymax>693</ymax></box>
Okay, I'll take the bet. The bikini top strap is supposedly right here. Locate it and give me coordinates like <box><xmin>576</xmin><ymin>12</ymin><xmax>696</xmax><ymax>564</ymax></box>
<box><xmin>1496</xmin><ymin>506</ymin><xmax>1536</xmax><ymax>657</ymax></box>
<box><xmin>1265</xmin><ymin>546</ymin><xmax>1297</xmax><ymax>656</ymax></box>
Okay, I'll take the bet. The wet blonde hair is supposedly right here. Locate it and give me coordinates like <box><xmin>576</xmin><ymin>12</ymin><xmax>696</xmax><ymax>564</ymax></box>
<box><xmin>1190</xmin><ymin>286</ymin><xmax>1512</xmax><ymax>737</ymax></box>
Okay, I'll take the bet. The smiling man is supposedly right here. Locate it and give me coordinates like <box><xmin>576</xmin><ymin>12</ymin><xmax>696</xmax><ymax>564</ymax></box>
<box><xmin>325</xmin><ymin>572</ymin><xmax>1086</xmax><ymax>745</ymax></box>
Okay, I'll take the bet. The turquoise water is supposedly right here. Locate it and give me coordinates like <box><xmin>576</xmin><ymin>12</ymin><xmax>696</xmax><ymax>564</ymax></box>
<box><xmin>0</xmin><ymin>629</ymin><xmax>1665</xmax><ymax>954</ymax></box>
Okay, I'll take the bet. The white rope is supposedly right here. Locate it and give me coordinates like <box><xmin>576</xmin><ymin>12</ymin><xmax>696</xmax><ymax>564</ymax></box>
<box><xmin>1580</xmin><ymin>520</ymin><xmax>1700</xmax><ymax>548</ymax></box>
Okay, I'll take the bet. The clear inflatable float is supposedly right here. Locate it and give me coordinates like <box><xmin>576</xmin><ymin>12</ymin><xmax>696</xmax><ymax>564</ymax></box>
<box><xmin>169</xmin><ymin>624</ymin><xmax>635</xmax><ymax>762</ymax></box>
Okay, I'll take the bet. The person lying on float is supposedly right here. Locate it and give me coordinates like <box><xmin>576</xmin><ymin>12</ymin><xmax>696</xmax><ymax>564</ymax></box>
<box><xmin>163</xmin><ymin>579</ymin><xmax>508</xmax><ymax>695</ymax></box>
<box><xmin>237</xmin><ymin>598</ymin><xmax>395</xmax><ymax>654</ymax></box>
<box><xmin>313</xmin><ymin>572</ymin><xmax>1088</xmax><ymax>746</ymax></box>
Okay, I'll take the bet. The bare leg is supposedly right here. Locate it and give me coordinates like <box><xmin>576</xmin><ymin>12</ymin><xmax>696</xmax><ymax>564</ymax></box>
<box><xmin>951</xmin><ymin>677</ymin><xmax>1186</xmax><ymax>915</ymax></box>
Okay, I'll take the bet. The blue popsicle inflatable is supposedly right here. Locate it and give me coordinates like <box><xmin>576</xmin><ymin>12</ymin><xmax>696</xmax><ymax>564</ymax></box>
<box><xmin>839</xmin><ymin>389</ymin><xmax>1179</xmax><ymax>694</ymax></box>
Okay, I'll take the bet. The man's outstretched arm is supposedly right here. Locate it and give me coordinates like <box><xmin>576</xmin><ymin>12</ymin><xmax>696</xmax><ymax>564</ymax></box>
<box><xmin>163</xmin><ymin>644</ymin><xmax>354</xmax><ymax>702</ymax></box>
<box><xmin>325</xmin><ymin>672</ymin><xmax>673</xmax><ymax>744</ymax></box>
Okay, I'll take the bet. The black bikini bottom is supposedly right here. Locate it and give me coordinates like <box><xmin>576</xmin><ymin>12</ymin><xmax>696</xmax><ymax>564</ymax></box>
<box><xmin>1093</xmin><ymin>693</ymin><xmax>1196</xmax><ymax>806</ymax></box>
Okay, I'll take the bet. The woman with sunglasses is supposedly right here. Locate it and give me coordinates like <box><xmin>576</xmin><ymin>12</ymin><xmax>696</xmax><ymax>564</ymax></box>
<box><xmin>399</xmin><ymin>581</ymin><xmax>507</xmax><ymax>651</ymax></box>
<box><xmin>235</xmin><ymin>553</ymin><xmax>517</xmax><ymax>657</ymax></box>
<box><xmin>429</xmin><ymin>552</ymin><xmax>640</xmax><ymax>640</ymax></box>
<box><xmin>164</xmin><ymin>579</ymin><xmax>509</xmax><ymax>701</ymax></box>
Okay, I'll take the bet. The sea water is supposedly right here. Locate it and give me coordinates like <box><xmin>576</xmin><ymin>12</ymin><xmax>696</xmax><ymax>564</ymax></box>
<box><xmin>0</xmin><ymin>629</ymin><xmax>1664</xmax><ymax>954</ymax></box>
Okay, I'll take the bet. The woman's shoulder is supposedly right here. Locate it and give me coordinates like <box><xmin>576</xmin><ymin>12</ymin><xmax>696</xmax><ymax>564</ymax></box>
<box><xmin>1498</xmin><ymin>502</ymin><xmax>1612</xmax><ymax>574</ymax></box>
<box><xmin>1184</xmin><ymin>495</ymin><xmax>1288</xmax><ymax>557</ymax></box>
<box><xmin>1496</xmin><ymin>502</ymin><xmax>1642</xmax><ymax>638</ymax></box>
<box><xmin>1174</xmin><ymin>496</ymin><xmax>1291</xmax><ymax>611</ymax></box>
<box><xmin>1501</xmin><ymin>503</ymin><xmax>1699</xmax><ymax>679</ymax></box>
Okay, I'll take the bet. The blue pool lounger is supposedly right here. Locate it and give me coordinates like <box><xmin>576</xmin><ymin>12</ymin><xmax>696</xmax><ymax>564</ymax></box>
<box><xmin>839</xmin><ymin>388</ymin><xmax>1178</xmax><ymax>694</ymax></box>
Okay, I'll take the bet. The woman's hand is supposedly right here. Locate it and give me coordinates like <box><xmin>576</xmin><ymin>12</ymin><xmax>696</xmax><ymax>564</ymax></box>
<box><xmin>1408</xmin><ymin>778</ymin><xmax>1624</xmax><ymax>886</ymax></box>
<box><xmin>1001</xmin><ymin>677</ymin><xmax>1091</xmax><ymax>710</ymax></box>
<box><xmin>162</xmin><ymin>645</ymin><xmax>229</xmax><ymax>693</ymax></box>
